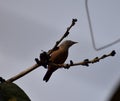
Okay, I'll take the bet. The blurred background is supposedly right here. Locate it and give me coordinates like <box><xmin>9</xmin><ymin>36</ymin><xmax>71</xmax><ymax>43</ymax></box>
<box><xmin>0</xmin><ymin>0</ymin><xmax>120</xmax><ymax>101</ymax></box>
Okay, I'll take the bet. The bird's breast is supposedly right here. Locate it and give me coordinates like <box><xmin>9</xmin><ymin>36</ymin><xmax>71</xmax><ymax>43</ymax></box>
<box><xmin>50</xmin><ymin>48</ymin><xmax>68</xmax><ymax>64</ymax></box>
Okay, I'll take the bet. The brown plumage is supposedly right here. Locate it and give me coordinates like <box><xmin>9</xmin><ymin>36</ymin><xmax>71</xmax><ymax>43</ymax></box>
<box><xmin>43</xmin><ymin>40</ymin><xmax>77</xmax><ymax>82</ymax></box>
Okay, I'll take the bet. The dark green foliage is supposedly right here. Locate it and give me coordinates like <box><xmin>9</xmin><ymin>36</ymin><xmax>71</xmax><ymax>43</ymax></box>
<box><xmin>0</xmin><ymin>79</ymin><xmax>31</xmax><ymax>101</ymax></box>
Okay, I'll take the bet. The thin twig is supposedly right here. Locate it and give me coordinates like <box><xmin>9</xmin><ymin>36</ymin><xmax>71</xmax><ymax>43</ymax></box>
<box><xmin>48</xmin><ymin>19</ymin><xmax>77</xmax><ymax>55</ymax></box>
<box><xmin>49</xmin><ymin>50</ymin><xmax>116</xmax><ymax>68</ymax></box>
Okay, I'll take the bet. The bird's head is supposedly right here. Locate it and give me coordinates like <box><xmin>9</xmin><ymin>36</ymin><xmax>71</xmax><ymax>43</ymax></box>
<box><xmin>59</xmin><ymin>40</ymin><xmax>78</xmax><ymax>49</ymax></box>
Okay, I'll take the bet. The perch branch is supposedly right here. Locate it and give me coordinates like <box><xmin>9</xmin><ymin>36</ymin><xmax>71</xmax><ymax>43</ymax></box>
<box><xmin>6</xmin><ymin>19</ymin><xmax>77</xmax><ymax>83</ymax></box>
<box><xmin>6</xmin><ymin>64</ymin><xmax>39</xmax><ymax>82</ymax></box>
<box><xmin>49</xmin><ymin>50</ymin><xmax>116</xmax><ymax>68</ymax></box>
<box><xmin>5</xmin><ymin>19</ymin><xmax>116</xmax><ymax>83</ymax></box>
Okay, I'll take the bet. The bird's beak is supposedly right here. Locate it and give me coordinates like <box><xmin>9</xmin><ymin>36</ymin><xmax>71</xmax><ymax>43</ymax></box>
<box><xmin>73</xmin><ymin>41</ymin><xmax>78</xmax><ymax>44</ymax></box>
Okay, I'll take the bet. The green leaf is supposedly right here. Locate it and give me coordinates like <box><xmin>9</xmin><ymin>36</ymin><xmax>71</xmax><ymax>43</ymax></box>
<box><xmin>0</xmin><ymin>80</ymin><xmax>31</xmax><ymax>101</ymax></box>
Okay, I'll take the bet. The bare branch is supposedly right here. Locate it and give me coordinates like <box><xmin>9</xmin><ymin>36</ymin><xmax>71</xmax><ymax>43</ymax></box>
<box><xmin>48</xmin><ymin>18</ymin><xmax>77</xmax><ymax>55</ymax></box>
<box><xmin>6</xmin><ymin>64</ymin><xmax>39</xmax><ymax>82</ymax></box>
<box><xmin>48</xmin><ymin>50</ymin><xmax>116</xmax><ymax>68</ymax></box>
<box><xmin>5</xmin><ymin>19</ymin><xmax>116</xmax><ymax>83</ymax></box>
<box><xmin>6</xmin><ymin>19</ymin><xmax>77</xmax><ymax>82</ymax></box>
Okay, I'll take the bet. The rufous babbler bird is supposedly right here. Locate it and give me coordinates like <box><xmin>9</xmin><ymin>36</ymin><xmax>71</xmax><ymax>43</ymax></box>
<box><xmin>43</xmin><ymin>40</ymin><xmax>77</xmax><ymax>82</ymax></box>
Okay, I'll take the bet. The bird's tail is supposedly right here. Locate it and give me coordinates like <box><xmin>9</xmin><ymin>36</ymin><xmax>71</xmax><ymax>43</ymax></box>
<box><xmin>43</xmin><ymin>70</ymin><xmax>53</xmax><ymax>82</ymax></box>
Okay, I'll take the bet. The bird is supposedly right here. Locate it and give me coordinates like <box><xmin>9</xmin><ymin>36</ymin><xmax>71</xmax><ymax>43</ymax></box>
<box><xmin>43</xmin><ymin>40</ymin><xmax>77</xmax><ymax>82</ymax></box>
